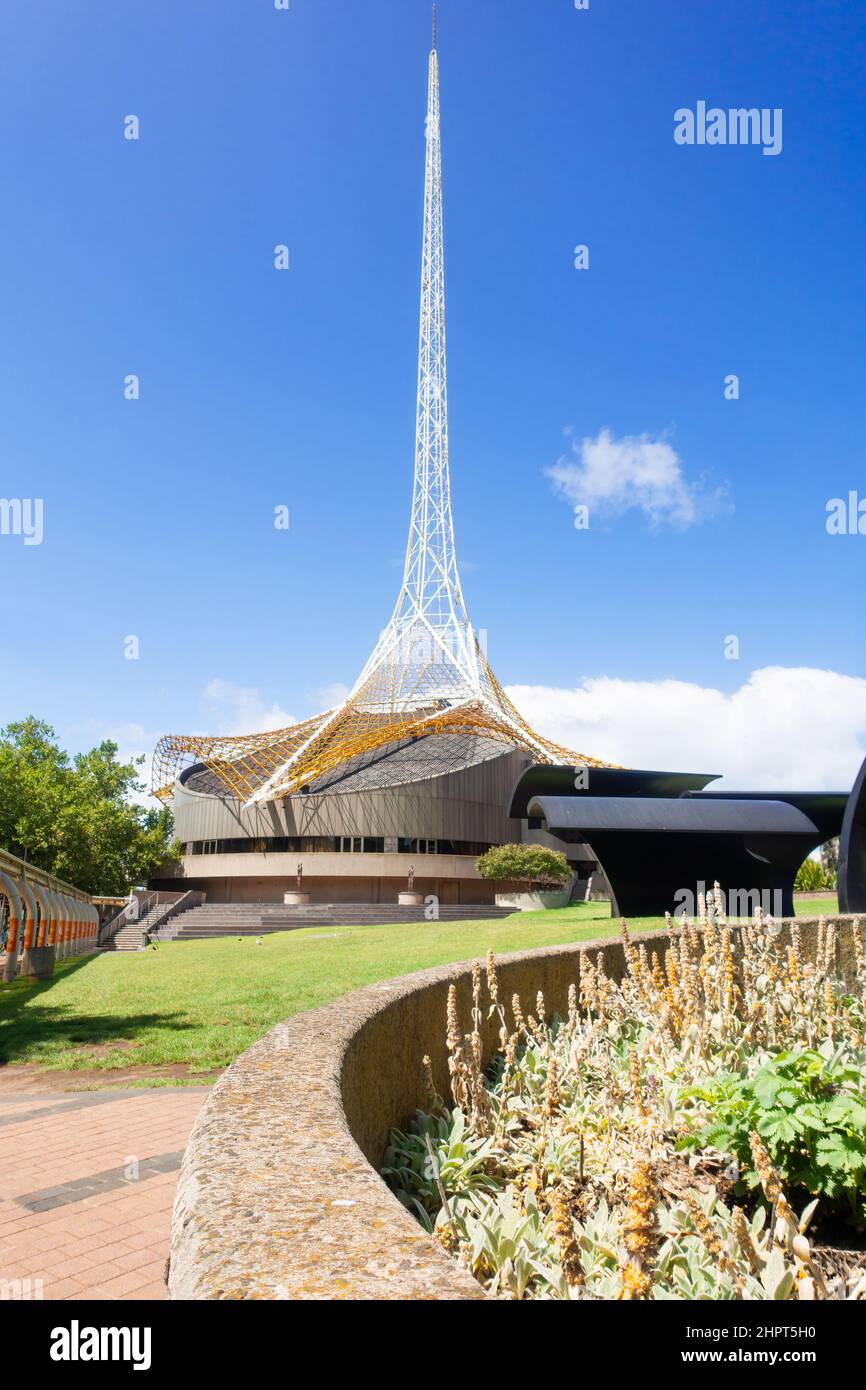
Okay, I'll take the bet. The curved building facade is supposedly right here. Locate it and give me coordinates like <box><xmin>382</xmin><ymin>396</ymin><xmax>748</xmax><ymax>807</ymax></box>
<box><xmin>156</xmin><ymin>735</ymin><xmax>595</xmax><ymax>904</ymax></box>
<box><xmin>155</xmin><ymin>733</ymin><xmax>600</xmax><ymax>906</ymax></box>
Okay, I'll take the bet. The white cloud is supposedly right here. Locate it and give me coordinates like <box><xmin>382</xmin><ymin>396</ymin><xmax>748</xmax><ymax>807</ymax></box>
<box><xmin>201</xmin><ymin>678</ymin><xmax>296</xmax><ymax>735</ymax></box>
<box><xmin>507</xmin><ymin>666</ymin><xmax>866</xmax><ymax>790</ymax></box>
<box><xmin>546</xmin><ymin>427</ymin><xmax>726</xmax><ymax>528</ymax></box>
<box><xmin>310</xmin><ymin>681</ymin><xmax>351</xmax><ymax>711</ymax></box>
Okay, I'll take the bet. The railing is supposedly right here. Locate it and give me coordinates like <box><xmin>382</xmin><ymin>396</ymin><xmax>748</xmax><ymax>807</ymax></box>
<box><xmin>147</xmin><ymin>890</ymin><xmax>203</xmax><ymax>939</ymax></box>
<box><xmin>98</xmin><ymin>892</ymin><xmax>157</xmax><ymax>947</ymax></box>
<box><xmin>98</xmin><ymin>890</ymin><xmax>205</xmax><ymax>948</ymax></box>
<box><xmin>1</xmin><ymin>847</ymin><xmax>98</xmax><ymax>980</ymax></box>
<box><xmin>0</xmin><ymin>847</ymin><xmax>91</xmax><ymax>905</ymax></box>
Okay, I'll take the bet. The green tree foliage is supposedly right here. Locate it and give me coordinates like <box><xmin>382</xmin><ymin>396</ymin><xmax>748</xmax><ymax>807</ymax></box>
<box><xmin>820</xmin><ymin>836</ymin><xmax>840</xmax><ymax>880</ymax></box>
<box><xmin>475</xmin><ymin>843</ymin><xmax>572</xmax><ymax>890</ymax></box>
<box><xmin>0</xmin><ymin>717</ymin><xmax>180</xmax><ymax>895</ymax></box>
<box><xmin>794</xmin><ymin>855</ymin><xmax>835</xmax><ymax>892</ymax></box>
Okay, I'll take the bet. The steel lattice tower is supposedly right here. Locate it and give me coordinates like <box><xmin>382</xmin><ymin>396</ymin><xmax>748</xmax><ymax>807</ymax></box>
<box><xmin>350</xmin><ymin>32</ymin><xmax>484</xmax><ymax>709</ymax></box>
<box><xmin>152</xmin><ymin>20</ymin><xmax>610</xmax><ymax>806</ymax></box>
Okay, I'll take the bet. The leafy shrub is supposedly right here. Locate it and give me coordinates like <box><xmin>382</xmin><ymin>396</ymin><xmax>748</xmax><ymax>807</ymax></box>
<box><xmin>821</xmin><ymin>837</ymin><xmax>840</xmax><ymax>879</ymax></box>
<box><xmin>475</xmin><ymin>843</ymin><xmax>571</xmax><ymax>890</ymax></box>
<box><xmin>794</xmin><ymin>857</ymin><xmax>835</xmax><ymax>892</ymax></box>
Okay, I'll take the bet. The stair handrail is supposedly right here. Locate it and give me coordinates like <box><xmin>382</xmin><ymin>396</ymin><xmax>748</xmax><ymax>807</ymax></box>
<box><xmin>98</xmin><ymin>891</ymin><xmax>158</xmax><ymax>946</ymax></box>
<box><xmin>147</xmin><ymin>890</ymin><xmax>204</xmax><ymax>939</ymax></box>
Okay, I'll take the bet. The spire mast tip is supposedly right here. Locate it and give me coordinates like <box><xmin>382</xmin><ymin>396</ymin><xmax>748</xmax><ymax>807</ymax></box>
<box><xmin>432</xmin><ymin>4</ymin><xmax>437</xmax><ymax>51</ymax></box>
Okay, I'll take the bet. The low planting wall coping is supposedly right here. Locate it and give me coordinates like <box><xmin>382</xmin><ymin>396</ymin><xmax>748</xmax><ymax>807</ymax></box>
<box><xmin>168</xmin><ymin>916</ymin><xmax>858</xmax><ymax>1301</ymax></box>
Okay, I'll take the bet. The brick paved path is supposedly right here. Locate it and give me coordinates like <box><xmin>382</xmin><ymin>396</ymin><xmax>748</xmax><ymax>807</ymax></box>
<box><xmin>0</xmin><ymin>1086</ymin><xmax>209</xmax><ymax>1300</ymax></box>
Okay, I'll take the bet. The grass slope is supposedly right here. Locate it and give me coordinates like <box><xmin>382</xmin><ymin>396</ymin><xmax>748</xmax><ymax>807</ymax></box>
<box><xmin>0</xmin><ymin>896</ymin><xmax>838</xmax><ymax>1077</ymax></box>
<box><xmin>0</xmin><ymin>904</ymin><xmax>625</xmax><ymax>1074</ymax></box>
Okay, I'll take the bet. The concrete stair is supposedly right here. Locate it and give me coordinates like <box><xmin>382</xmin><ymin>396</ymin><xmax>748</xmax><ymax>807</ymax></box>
<box><xmin>105</xmin><ymin>903</ymin><xmax>167</xmax><ymax>951</ymax></box>
<box><xmin>110</xmin><ymin>924</ymin><xmax>147</xmax><ymax>951</ymax></box>
<box><xmin>103</xmin><ymin>901</ymin><xmax>179</xmax><ymax>951</ymax></box>
<box><xmin>157</xmin><ymin>901</ymin><xmax>517</xmax><ymax>941</ymax></box>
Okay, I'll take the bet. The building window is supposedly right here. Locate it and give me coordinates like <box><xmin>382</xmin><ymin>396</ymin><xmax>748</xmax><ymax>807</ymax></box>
<box><xmin>183</xmin><ymin>835</ymin><xmax>494</xmax><ymax>859</ymax></box>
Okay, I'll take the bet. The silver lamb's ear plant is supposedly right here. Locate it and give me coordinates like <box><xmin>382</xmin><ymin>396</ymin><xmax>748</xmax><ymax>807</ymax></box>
<box><xmin>382</xmin><ymin>915</ymin><xmax>866</xmax><ymax>1300</ymax></box>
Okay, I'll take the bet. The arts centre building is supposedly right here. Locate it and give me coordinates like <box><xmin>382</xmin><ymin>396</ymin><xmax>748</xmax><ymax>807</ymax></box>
<box><xmin>150</xmin><ymin>39</ymin><xmax>610</xmax><ymax>906</ymax></box>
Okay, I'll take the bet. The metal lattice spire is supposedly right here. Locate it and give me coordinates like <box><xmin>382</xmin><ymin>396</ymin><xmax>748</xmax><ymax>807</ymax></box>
<box><xmin>152</xmin><ymin>27</ymin><xmax>611</xmax><ymax>807</ymax></box>
<box><xmin>403</xmin><ymin>39</ymin><xmax>464</xmax><ymax>635</ymax></box>
<box><xmin>350</xmin><ymin>35</ymin><xmax>483</xmax><ymax>707</ymax></box>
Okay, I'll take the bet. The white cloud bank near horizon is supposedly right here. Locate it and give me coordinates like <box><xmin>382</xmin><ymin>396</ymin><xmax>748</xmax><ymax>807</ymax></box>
<box><xmin>506</xmin><ymin>666</ymin><xmax>866</xmax><ymax>790</ymax></box>
<box><xmin>546</xmin><ymin>427</ymin><xmax>728</xmax><ymax>528</ymax></box>
<box><xmin>69</xmin><ymin>667</ymin><xmax>866</xmax><ymax>809</ymax></box>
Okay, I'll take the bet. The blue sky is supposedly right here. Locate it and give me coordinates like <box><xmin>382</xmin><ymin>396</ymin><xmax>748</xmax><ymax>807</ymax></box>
<box><xmin>1</xmin><ymin>0</ymin><xmax>865</xmax><ymax>788</ymax></box>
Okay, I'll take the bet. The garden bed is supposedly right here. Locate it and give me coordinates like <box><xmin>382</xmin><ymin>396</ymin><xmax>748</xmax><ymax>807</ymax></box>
<box><xmin>382</xmin><ymin>915</ymin><xmax>866</xmax><ymax>1300</ymax></box>
<box><xmin>167</xmin><ymin>914</ymin><xmax>861</xmax><ymax>1299</ymax></box>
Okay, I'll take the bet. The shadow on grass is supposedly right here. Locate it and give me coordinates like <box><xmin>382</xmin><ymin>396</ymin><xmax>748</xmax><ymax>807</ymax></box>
<box><xmin>0</xmin><ymin>955</ymin><xmax>193</xmax><ymax>1063</ymax></box>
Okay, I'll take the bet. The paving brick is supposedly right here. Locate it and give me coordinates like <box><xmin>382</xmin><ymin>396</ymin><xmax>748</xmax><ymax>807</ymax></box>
<box><xmin>43</xmin><ymin>1276</ymin><xmax>86</xmax><ymax>1299</ymax></box>
<box><xmin>97</xmin><ymin>1268</ymin><xmax>160</xmax><ymax>1298</ymax></box>
<box><xmin>53</xmin><ymin>1228</ymin><xmax>130</xmax><ymax>1257</ymax></box>
<box><xmin>0</xmin><ymin>1085</ymin><xmax>206</xmax><ymax>1301</ymax></box>
<box><xmin>122</xmin><ymin>1227</ymin><xmax>167</xmax><ymax>1252</ymax></box>
<box><xmin>76</xmin><ymin>1259</ymin><xmax>125</xmax><ymax>1284</ymax></box>
<box><xmin>49</xmin><ymin>1215</ymin><xmax>114</xmax><ymax>1237</ymax></box>
<box><xmin>125</xmin><ymin>1281</ymin><xmax>166</xmax><ymax>1301</ymax></box>
<box><xmin>0</xmin><ymin>1244</ymin><xmax>53</xmax><ymax>1270</ymax></box>
<box><xmin>54</xmin><ymin>1238</ymin><xmax>134</xmax><ymax>1267</ymax></box>
<box><xmin>118</xmin><ymin>1245</ymin><xmax>165</xmax><ymax>1273</ymax></box>
<box><xmin>42</xmin><ymin>1252</ymin><xmax>107</xmax><ymax>1280</ymax></box>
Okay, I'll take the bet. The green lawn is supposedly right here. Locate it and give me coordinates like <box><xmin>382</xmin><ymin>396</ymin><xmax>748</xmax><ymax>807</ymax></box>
<box><xmin>794</xmin><ymin>895</ymin><xmax>839</xmax><ymax>917</ymax></box>
<box><xmin>0</xmin><ymin>903</ymin><xmax>630</xmax><ymax>1076</ymax></box>
<box><xmin>0</xmin><ymin>895</ymin><xmax>839</xmax><ymax>1078</ymax></box>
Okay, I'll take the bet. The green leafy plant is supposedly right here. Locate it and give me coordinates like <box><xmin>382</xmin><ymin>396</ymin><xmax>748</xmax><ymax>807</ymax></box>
<box><xmin>0</xmin><ymin>717</ymin><xmax>180</xmax><ymax>895</ymax></box>
<box><xmin>794</xmin><ymin>857</ymin><xmax>835</xmax><ymax>891</ymax></box>
<box><xmin>681</xmin><ymin>1049</ymin><xmax>866</xmax><ymax>1224</ymax></box>
<box><xmin>380</xmin><ymin>1106</ymin><xmax>499</xmax><ymax>1228</ymax></box>
<box><xmin>444</xmin><ymin>1188</ymin><xmax>560</xmax><ymax>1299</ymax></box>
<box><xmin>475</xmin><ymin>843</ymin><xmax>572</xmax><ymax>891</ymax></box>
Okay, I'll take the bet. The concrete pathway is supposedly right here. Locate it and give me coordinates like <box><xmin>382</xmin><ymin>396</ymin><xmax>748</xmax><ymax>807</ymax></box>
<box><xmin>0</xmin><ymin>1085</ymin><xmax>209</xmax><ymax>1300</ymax></box>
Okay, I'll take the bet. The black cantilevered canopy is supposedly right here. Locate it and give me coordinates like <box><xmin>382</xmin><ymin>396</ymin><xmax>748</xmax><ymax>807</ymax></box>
<box><xmin>508</xmin><ymin>766</ymin><xmax>719</xmax><ymax>819</ymax></box>
<box><xmin>526</xmin><ymin>796</ymin><xmax>820</xmax><ymax>838</ymax></box>
<box><xmin>509</xmin><ymin>763</ymin><xmax>851</xmax><ymax>920</ymax></box>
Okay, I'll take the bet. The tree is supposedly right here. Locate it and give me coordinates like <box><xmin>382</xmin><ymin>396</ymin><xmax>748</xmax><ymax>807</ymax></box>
<box><xmin>793</xmin><ymin>856</ymin><xmax>834</xmax><ymax>892</ymax></box>
<box><xmin>476</xmin><ymin>843</ymin><xmax>572</xmax><ymax>892</ymax></box>
<box><xmin>0</xmin><ymin>717</ymin><xmax>180</xmax><ymax>895</ymax></box>
<box><xmin>820</xmin><ymin>837</ymin><xmax>839</xmax><ymax>882</ymax></box>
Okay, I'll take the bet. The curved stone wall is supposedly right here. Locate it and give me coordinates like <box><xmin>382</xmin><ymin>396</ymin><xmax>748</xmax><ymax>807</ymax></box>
<box><xmin>168</xmin><ymin>917</ymin><xmax>859</xmax><ymax>1301</ymax></box>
